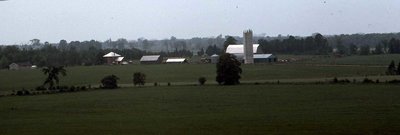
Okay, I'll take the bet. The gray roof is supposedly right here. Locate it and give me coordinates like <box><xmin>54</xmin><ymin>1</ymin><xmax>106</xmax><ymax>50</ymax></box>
<box><xmin>254</xmin><ymin>54</ymin><xmax>275</xmax><ymax>59</ymax></box>
<box><xmin>140</xmin><ymin>55</ymin><xmax>161</xmax><ymax>62</ymax></box>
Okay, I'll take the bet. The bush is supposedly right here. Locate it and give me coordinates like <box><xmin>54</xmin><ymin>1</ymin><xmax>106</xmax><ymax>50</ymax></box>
<box><xmin>333</xmin><ymin>77</ymin><xmax>338</xmax><ymax>83</ymax></box>
<box><xmin>154</xmin><ymin>82</ymin><xmax>158</xmax><ymax>86</ymax></box>
<box><xmin>35</xmin><ymin>86</ymin><xmax>47</xmax><ymax>91</ymax></box>
<box><xmin>362</xmin><ymin>78</ymin><xmax>374</xmax><ymax>84</ymax></box>
<box><xmin>69</xmin><ymin>86</ymin><xmax>76</xmax><ymax>92</ymax></box>
<box><xmin>101</xmin><ymin>75</ymin><xmax>119</xmax><ymax>89</ymax></box>
<box><xmin>167</xmin><ymin>82</ymin><xmax>171</xmax><ymax>86</ymax></box>
<box><xmin>388</xmin><ymin>79</ymin><xmax>400</xmax><ymax>84</ymax></box>
<box><xmin>198</xmin><ymin>77</ymin><xmax>206</xmax><ymax>85</ymax></box>
<box><xmin>16</xmin><ymin>90</ymin><xmax>24</xmax><ymax>96</ymax></box>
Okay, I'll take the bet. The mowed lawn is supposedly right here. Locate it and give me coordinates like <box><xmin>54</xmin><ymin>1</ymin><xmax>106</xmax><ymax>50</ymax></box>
<box><xmin>1</xmin><ymin>84</ymin><xmax>400</xmax><ymax>135</ymax></box>
<box><xmin>0</xmin><ymin>64</ymin><xmax>386</xmax><ymax>92</ymax></box>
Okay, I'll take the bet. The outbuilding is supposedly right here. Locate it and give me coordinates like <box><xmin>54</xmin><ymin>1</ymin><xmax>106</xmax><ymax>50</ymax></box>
<box><xmin>103</xmin><ymin>52</ymin><xmax>123</xmax><ymax>64</ymax></box>
<box><xmin>210</xmin><ymin>54</ymin><xmax>219</xmax><ymax>64</ymax></box>
<box><xmin>254</xmin><ymin>54</ymin><xmax>277</xmax><ymax>63</ymax></box>
<box><xmin>9</xmin><ymin>62</ymin><xmax>32</xmax><ymax>70</ymax></box>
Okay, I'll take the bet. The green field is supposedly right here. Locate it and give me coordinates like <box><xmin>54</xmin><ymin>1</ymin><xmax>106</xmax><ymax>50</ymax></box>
<box><xmin>280</xmin><ymin>54</ymin><xmax>400</xmax><ymax>65</ymax></box>
<box><xmin>1</xmin><ymin>84</ymin><xmax>400</xmax><ymax>135</ymax></box>
<box><xmin>0</xmin><ymin>64</ymin><xmax>388</xmax><ymax>93</ymax></box>
<box><xmin>1</xmin><ymin>54</ymin><xmax>400</xmax><ymax>134</ymax></box>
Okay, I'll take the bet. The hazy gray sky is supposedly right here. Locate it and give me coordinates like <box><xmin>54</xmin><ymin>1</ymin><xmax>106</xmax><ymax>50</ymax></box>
<box><xmin>1</xmin><ymin>0</ymin><xmax>400</xmax><ymax>44</ymax></box>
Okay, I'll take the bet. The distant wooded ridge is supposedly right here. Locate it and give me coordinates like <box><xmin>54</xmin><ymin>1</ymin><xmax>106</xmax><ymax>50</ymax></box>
<box><xmin>2</xmin><ymin>32</ymin><xmax>400</xmax><ymax>52</ymax></box>
<box><xmin>1</xmin><ymin>32</ymin><xmax>400</xmax><ymax>69</ymax></box>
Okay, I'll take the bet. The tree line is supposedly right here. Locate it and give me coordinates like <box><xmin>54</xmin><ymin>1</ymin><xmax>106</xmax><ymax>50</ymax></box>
<box><xmin>258</xmin><ymin>33</ymin><xmax>332</xmax><ymax>55</ymax></box>
<box><xmin>0</xmin><ymin>40</ymin><xmax>193</xmax><ymax>69</ymax></box>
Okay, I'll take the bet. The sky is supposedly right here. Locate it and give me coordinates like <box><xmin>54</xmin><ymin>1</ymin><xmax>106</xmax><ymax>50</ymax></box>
<box><xmin>1</xmin><ymin>0</ymin><xmax>400</xmax><ymax>45</ymax></box>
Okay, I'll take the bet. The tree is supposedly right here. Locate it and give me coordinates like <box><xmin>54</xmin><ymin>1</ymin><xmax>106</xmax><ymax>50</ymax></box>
<box><xmin>133</xmin><ymin>72</ymin><xmax>146</xmax><ymax>86</ymax></box>
<box><xmin>101</xmin><ymin>75</ymin><xmax>119</xmax><ymax>89</ymax></box>
<box><xmin>386</xmin><ymin>60</ymin><xmax>397</xmax><ymax>75</ymax></box>
<box><xmin>348</xmin><ymin>43</ymin><xmax>358</xmax><ymax>55</ymax></box>
<box><xmin>360</xmin><ymin>45</ymin><xmax>370</xmax><ymax>55</ymax></box>
<box><xmin>398</xmin><ymin>62</ymin><xmax>400</xmax><ymax>75</ymax></box>
<box><xmin>0</xmin><ymin>56</ymin><xmax>10</xmax><ymax>69</ymax></box>
<box><xmin>42</xmin><ymin>66</ymin><xmax>67</xmax><ymax>89</ymax></box>
<box><xmin>197</xmin><ymin>48</ymin><xmax>205</xmax><ymax>56</ymax></box>
<box><xmin>223</xmin><ymin>36</ymin><xmax>237</xmax><ymax>51</ymax></box>
<box><xmin>216</xmin><ymin>53</ymin><xmax>242</xmax><ymax>85</ymax></box>
<box><xmin>374</xmin><ymin>44</ymin><xmax>383</xmax><ymax>54</ymax></box>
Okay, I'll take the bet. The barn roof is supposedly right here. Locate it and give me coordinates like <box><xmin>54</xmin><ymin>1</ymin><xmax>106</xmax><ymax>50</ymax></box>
<box><xmin>226</xmin><ymin>44</ymin><xmax>259</xmax><ymax>54</ymax></box>
<box><xmin>116</xmin><ymin>57</ymin><xmax>124</xmax><ymax>62</ymax></box>
<box><xmin>166</xmin><ymin>58</ymin><xmax>187</xmax><ymax>63</ymax></box>
<box><xmin>103</xmin><ymin>52</ymin><xmax>121</xmax><ymax>57</ymax></box>
<box><xmin>254</xmin><ymin>54</ymin><xmax>275</xmax><ymax>59</ymax></box>
<box><xmin>140</xmin><ymin>55</ymin><xmax>161</xmax><ymax>62</ymax></box>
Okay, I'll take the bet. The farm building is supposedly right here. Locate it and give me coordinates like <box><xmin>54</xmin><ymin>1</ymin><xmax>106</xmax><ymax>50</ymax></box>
<box><xmin>166</xmin><ymin>58</ymin><xmax>188</xmax><ymax>64</ymax></box>
<box><xmin>226</xmin><ymin>44</ymin><xmax>277</xmax><ymax>63</ymax></box>
<box><xmin>210</xmin><ymin>54</ymin><xmax>219</xmax><ymax>64</ymax></box>
<box><xmin>140</xmin><ymin>55</ymin><xmax>162</xmax><ymax>64</ymax></box>
<box><xmin>9</xmin><ymin>62</ymin><xmax>32</xmax><ymax>70</ymax></box>
<box><xmin>226</xmin><ymin>44</ymin><xmax>260</xmax><ymax>54</ymax></box>
<box><xmin>103</xmin><ymin>52</ymin><xmax>124</xmax><ymax>65</ymax></box>
<box><xmin>254</xmin><ymin>54</ymin><xmax>277</xmax><ymax>63</ymax></box>
<box><xmin>226</xmin><ymin>44</ymin><xmax>260</xmax><ymax>62</ymax></box>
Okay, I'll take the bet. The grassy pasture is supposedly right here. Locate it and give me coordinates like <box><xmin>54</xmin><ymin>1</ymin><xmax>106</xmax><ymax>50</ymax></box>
<box><xmin>1</xmin><ymin>84</ymin><xmax>400</xmax><ymax>135</ymax></box>
<box><xmin>280</xmin><ymin>54</ymin><xmax>400</xmax><ymax>65</ymax></box>
<box><xmin>0</xmin><ymin>64</ymin><xmax>386</xmax><ymax>92</ymax></box>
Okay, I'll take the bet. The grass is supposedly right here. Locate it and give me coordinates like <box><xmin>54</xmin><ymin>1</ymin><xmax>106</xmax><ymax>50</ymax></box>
<box><xmin>1</xmin><ymin>84</ymin><xmax>400</xmax><ymax>135</ymax></box>
<box><xmin>0</xmin><ymin>64</ymin><xmax>387</xmax><ymax>93</ymax></box>
<box><xmin>280</xmin><ymin>54</ymin><xmax>400</xmax><ymax>65</ymax></box>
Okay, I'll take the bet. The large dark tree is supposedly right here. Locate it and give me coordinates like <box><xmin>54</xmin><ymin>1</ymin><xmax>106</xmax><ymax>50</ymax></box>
<box><xmin>42</xmin><ymin>66</ymin><xmax>67</xmax><ymax>89</ymax></box>
<box><xmin>133</xmin><ymin>72</ymin><xmax>146</xmax><ymax>86</ymax></box>
<box><xmin>216</xmin><ymin>53</ymin><xmax>242</xmax><ymax>85</ymax></box>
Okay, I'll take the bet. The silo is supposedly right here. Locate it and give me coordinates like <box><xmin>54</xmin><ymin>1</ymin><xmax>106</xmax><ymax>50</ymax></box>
<box><xmin>243</xmin><ymin>30</ymin><xmax>254</xmax><ymax>64</ymax></box>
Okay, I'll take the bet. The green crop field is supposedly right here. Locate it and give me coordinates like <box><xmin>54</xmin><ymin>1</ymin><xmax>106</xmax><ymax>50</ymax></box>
<box><xmin>1</xmin><ymin>84</ymin><xmax>400</xmax><ymax>135</ymax></box>
<box><xmin>0</xmin><ymin>64</ymin><xmax>388</xmax><ymax>93</ymax></box>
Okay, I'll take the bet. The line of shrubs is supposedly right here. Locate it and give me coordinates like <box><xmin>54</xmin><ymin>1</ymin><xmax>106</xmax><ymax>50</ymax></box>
<box><xmin>12</xmin><ymin>85</ymin><xmax>92</xmax><ymax>96</ymax></box>
<box><xmin>331</xmin><ymin>77</ymin><xmax>400</xmax><ymax>84</ymax></box>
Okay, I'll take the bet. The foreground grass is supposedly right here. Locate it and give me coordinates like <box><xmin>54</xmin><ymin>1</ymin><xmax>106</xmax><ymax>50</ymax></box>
<box><xmin>1</xmin><ymin>84</ymin><xmax>400</xmax><ymax>135</ymax></box>
<box><xmin>0</xmin><ymin>64</ymin><xmax>386</xmax><ymax>92</ymax></box>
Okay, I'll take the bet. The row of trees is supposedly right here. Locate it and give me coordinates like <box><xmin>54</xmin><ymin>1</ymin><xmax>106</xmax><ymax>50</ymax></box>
<box><xmin>258</xmin><ymin>33</ymin><xmax>332</xmax><ymax>55</ymax></box>
<box><xmin>0</xmin><ymin>40</ymin><xmax>195</xmax><ymax>69</ymax></box>
<box><xmin>335</xmin><ymin>38</ymin><xmax>400</xmax><ymax>55</ymax></box>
